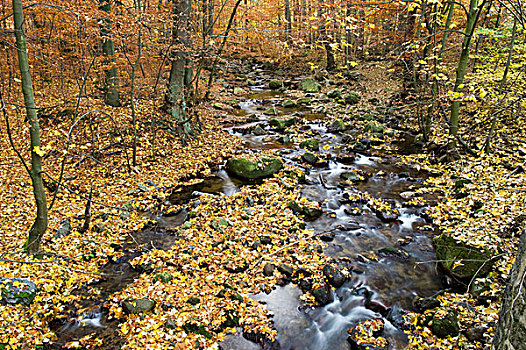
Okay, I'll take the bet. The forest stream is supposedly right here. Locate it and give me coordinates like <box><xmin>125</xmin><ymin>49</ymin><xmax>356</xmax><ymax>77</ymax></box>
<box><xmin>49</xmin><ymin>70</ymin><xmax>443</xmax><ymax>350</ymax></box>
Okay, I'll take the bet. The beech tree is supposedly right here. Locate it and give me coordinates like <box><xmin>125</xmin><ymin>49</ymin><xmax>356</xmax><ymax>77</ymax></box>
<box><xmin>12</xmin><ymin>0</ymin><xmax>48</xmax><ymax>254</ymax></box>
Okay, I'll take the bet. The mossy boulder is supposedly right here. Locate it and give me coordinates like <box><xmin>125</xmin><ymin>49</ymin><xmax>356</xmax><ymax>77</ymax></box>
<box><xmin>252</xmin><ymin>125</ymin><xmax>266</xmax><ymax>135</ymax></box>
<box><xmin>365</xmin><ymin>121</ymin><xmax>385</xmax><ymax>134</ymax></box>
<box><xmin>287</xmin><ymin>201</ymin><xmax>322</xmax><ymax>220</ymax></box>
<box><xmin>312</xmin><ymin>285</ymin><xmax>333</xmax><ymax>305</ymax></box>
<box><xmin>269</xmin><ymin>79</ymin><xmax>282</xmax><ymax>90</ymax></box>
<box><xmin>300</xmin><ymin>78</ymin><xmax>320</xmax><ymax>93</ymax></box>
<box><xmin>155</xmin><ymin>272</ymin><xmax>173</xmax><ymax>283</ymax></box>
<box><xmin>0</xmin><ymin>277</ymin><xmax>37</xmax><ymax>306</ymax></box>
<box><xmin>344</xmin><ymin>92</ymin><xmax>361</xmax><ymax>105</ymax></box>
<box><xmin>297</xmin><ymin>97</ymin><xmax>312</xmax><ymax>105</ymax></box>
<box><xmin>433</xmin><ymin>234</ymin><xmax>494</xmax><ymax>280</ymax></box>
<box><xmin>430</xmin><ymin>311</ymin><xmax>459</xmax><ymax>338</ymax></box>
<box><xmin>327</xmin><ymin>88</ymin><xmax>342</xmax><ymax>99</ymax></box>
<box><xmin>328</xmin><ymin>119</ymin><xmax>346</xmax><ymax>133</ymax></box>
<box><xmin>282</xmin><ymin>99</ymin><xmax>296</xmax><ymax>108</ymax></box>
<box><xmin>269</xmin><ymin>117</ymin><xmax>296</xmax><ymax>130</ymax></box>
<box><xmin>263</xmin><ymin>108</ymin><xmax>278</xmax><ymax>116</ymax></box>
<box><xmin>301</xmin><ymin>152</ymin><xmax>319</xmax><ymax>165</ymax></box>
<box><xmin>300</xmin><ymin>139</ymin><xmax>320</xmax><ymax>151</ymax></box>
<box><xmin>226</xmin><ymin>157</ymin><xmax>283</xmax><ymax>180</ymax></box>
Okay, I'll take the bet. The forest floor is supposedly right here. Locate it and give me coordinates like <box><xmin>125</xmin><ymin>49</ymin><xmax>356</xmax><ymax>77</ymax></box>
<box><xmin>1</xmin><ymin>55</ymin><xmax>525</xmax><ymax>350</ymax></box>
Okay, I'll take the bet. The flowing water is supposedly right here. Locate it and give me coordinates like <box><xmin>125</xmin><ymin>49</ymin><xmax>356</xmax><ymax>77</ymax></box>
<box><xmin>220</xmin><ymin>88</ymin><xmax>443</xmax><ymax>350</ymax></box>
<box><xmin>50</xmin><ymin>76</ymin><xmax>442</xmax><ymax>349</ymax></box>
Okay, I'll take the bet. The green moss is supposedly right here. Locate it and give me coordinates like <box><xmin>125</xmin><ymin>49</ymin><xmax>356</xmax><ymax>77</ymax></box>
<box><xmin>226</xmin><ymin>158</ymin><xmax>283</xmax><ymax>180</ymax></box>
<box><xmin>434</xmin><ymin>234</ymin><xmax>494</xmax><ymax>279</ymax></box>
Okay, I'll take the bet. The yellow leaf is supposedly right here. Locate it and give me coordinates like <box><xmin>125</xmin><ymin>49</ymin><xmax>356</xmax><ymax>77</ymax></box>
<box><xmin>33</xmin><ymin>146</ymin><xmax>45</xmax><ymax>157</ymax></box>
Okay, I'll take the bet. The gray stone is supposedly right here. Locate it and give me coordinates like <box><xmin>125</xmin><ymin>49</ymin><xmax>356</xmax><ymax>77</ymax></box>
<box><xmin>0</xmin><ymin>277</ymin><xmax>37</xmax><ymax>306</ymax></box>
<box><xmin>122</xmin><ymin>298</ymin><xmax>156</xmax><ymax>314</ymax></box>
<box><xmin>54</xmin><ymin>218</ymin><xmax>72</xmax><ymax>239</ymax></box>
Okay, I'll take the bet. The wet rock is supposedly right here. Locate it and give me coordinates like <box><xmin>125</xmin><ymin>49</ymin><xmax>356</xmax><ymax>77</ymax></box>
<box><xmin>270</xmin><ymin>117</ymin><xmax>296</xmax><ymax>130</ymax></box>
<box><xmin>340</xmin><ymin>170</ymin><xmax>362</xmax><ymax>182</ymax></box>
<box><xmin>226</xmin><ymin>157</ymin><xmax>283</xmax><ymax>180</ymax></box>
<box><xmin>327</xmin><ymin>88</ymin><xmax>342</xmax><ymax>99</ymax></box>
<box><xmin>252</xmin><ymin>125</ymin><xmax>266</xmax><ymax>135</ymax></box>
<box><xmin>322</xmin><ymin>264</ymin><xmax>346</xmax><ymax>288</ymax></box>
<box><xmin>301</xmin><ymin>78</ymin><xmax>320</xmax><ymax>93</ymax></box>
<box><xmin>123</xmin><ymin>298</ymin><xmax>156</xmax><ymax>314</ymax></box>
<box><xmin>335</xmin><ymin>153</ymin><xmax>357</xmax><ymax>164</ymax></box>
<box><xmin>353</xmin><ymin>286</ymin><xmax>372</xmax><ymax>299</ymax></box>
<box><xmin>347</xmin><ymin>318</ymin><xmax>388</xmax><ymax>350</ymax></box>
<box><xmin>263</xmin><ymin>263</ymin><xmax>275</xmax><ymax>277</ymax></box>
<box><xmin>465</xmin><ymin>325</ymin><xmax>487</xmax><ymax>342</ymax></box>
<box><xmin>364</xmin><ymin>300</ymin><xmax>389</xmax><ymax>317</ymax></box>
<box><xmin>365</xmin><ymin>121</ymin><xmax>384</xmax><ymax>134</ymax></box>
<box><xmin>277</xmin><ymin>264</ymin><xmax>294</xmax><ymax>278</ymax></box>
<box><xmin>328</xmin><ymin>119</ymin><xmax>346</xmax><ymax>133</ymax></box>
<box><xmin>343</xmin><ymin>92</ymin><xmax>361</xmax><ymax>105</ymax></box>
<box><xmin>247</xmin><ymin>79</ymin><xmax>257</xmax><ymax>86</ymax></box>
<box><xmin>282</xmin><ymin>99</ymin><xmax>296</xmax><ymax>108</ymax></box>
<box><xmin>260</xmin><ymin>236</ymin><xmax>272</xmax><ymax>245</ymax></box>
<box><xmin>413</xmin><ymin>296</ymin><xmax>441</xmax><ymax>311</ymax></box>
<box><xmin>312</xmin><ymin>285</ymin><xmax>334</xmax><ymax>305</ymax></box>
<box><xmin>433</xmin><ymin>234</ymin><xmax>495</xmax><ymax>280</ymax></box>
<box><xmin>54</xmin><ymin>218</ymin><xmax>72</xmax><ymax>239</ymax></box>
<box><xmin>287</xmin><ymin>201</ymin><xmax>322</xmax><ymax>221</ymax></box>
<box><xmin>301</xmin><ymin>152</ymin><xmax>319</xmax><ymax>165</ymax></box>
<box><xmin>377</xmin><ymin>247</ymin><xmax>410</xmax><ymax>261</ymax></box>
<box><xmin>298</xmin><ymin>278</ymin><xmax>313</xmax><ymax>292</ymax></box>
<box><xmin>375</xmin><ymin>210</ymin><xmax>399</xmax><ymax>222</ymax></box>
<box><xmin>276</xmin><ymin>135</ymin><xmax>291</xmax><ymax>144</ymax></box>
<box><xmin>319</xmin><ymin>232</ymin><xmax>335</xmax><ymax>242</ymax></box>
<box><xmin>269</xmin><ymin>79</ymin><xmax>282</xmax><ymax>90</ymax></box>
<box><xmin>337</xmin><ymin>223</ymin><xmax>361</xmax><ymax>231</ymax></box>
<box><xmin>430</xmin><ymin>310</ymin><xmax>459</xmax><ymax>338</ymax></box>
<box><xmin>387</xmin><ymin>304</ymin><xmax>412</xmax><ymax>331</ymax></box>
<box><xmin>300</xmin><ymin>139</ymin><xmax>320</xmax><ymax>151</ymax></box>
<box><xmin>0</xmin><ymin>277</ymin><xmax>37</xmax><ymax>306</ymax></box>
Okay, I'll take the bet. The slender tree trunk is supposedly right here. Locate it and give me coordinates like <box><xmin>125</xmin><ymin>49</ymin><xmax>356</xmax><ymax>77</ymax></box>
<box><xmin>13</xmin><ymin>0</ymin><xmax>48</xmax><ymax>254</ymax></box>
<box><xmin>449</xmin><ymin>0</ymin><xmax>484</xmax><ymax>146</ymax></box>
<box><xmin>99</xmin><ymin>0</ymin><xmax>121</xmax><ymax>107</ymax></box>
<box><xmin>284</xmin><ymin>0</ymin><xmax>292</xmax><ymax>42</ymax></box>
<box><xmin>493</xmin><ymin>228</ymin><xmax>526</xmax><ymax>350</ymax></box>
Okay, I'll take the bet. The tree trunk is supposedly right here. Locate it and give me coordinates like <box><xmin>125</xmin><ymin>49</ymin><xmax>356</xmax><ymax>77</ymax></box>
<box><xmin>284</xmin><ymin>0</ymin><xmax>292</xmax><ymax>42</ymax></box>
<box><xmin>99</xmin><ymin>0</ymin><xmax>121</xmax><ymax>107</ymax></box>
<box><xmin>493</xmin><ymin>229</ymin><xmax>526</xmax><ymax>350</ymax></box>
<box><xmin>168</xmin><ymin>0</ymin><xmax>193</xmax><ymax>142</ymax></box>
<box><xmin>13</xmin><ymin>0</ymin><xmax>48</xmax><ymax>254</ymax></box>
<box><xmin>449</xmin><ymin>0</ymin><xmax>484</xmax><ymax>146</ymax></box>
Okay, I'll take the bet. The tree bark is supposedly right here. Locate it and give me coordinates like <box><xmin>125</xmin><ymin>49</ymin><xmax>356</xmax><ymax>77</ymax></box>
<box><xmin>99</xmin><ymin>0</ymin><xmax>121</xmax><ymax>107</ymax></box>
<box><xmin>168</xmin><ymin>0</ymin><xmax>193</xmax><ymax>141</ymax></box>
<box><xmin>284</xmin><ymin>0</ymin><xmax>292</xmax><ymax>42</ymax></box>
<box><xmin>13</xmin><ymin>0</ymin><xmax>48</xmax><ymax>254</ymax></box>
<box><xmin>493</xmin><ymin>229</ymin><xmax>526</xmax><ymax>350</ymax></box>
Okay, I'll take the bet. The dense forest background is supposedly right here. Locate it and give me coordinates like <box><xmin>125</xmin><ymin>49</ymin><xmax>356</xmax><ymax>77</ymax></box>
<box><xmin>0</xmin><ymin>0</ymin><xmax>525</xmax><ymax>349</ymax></box>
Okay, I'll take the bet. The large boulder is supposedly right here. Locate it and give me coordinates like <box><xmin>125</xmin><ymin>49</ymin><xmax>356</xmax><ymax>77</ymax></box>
<box><xmin>347</xmin><ymin>318</ymin><xmax>388</xmax><ymax>350</ymax></box>
<box><xmin>226</xmin><ymin>158</ymin><xmax>283</xmax><ymax>180</ymax></box>
<box><xmin>312</xmin><ymin>285</ymin><xmax>333</xmax><ymax>305</ymax></box>
<box><xmin>300</xmin><ymin>78</ymin><xmax>320</xmax><ymax>93</ymax></box>
<box><xmin>0</xmin><ymin>277</ymin><xmax>37</xmax><ymax>306</ymax></box>
<box><xmin>328</xmin><ymin>119</ymin><xmax>346</xmax><ymax>133</ymax></box>
<box><xmin>430</xmin><ymin>310</ymin><xmax>459</xmax><ymax>338</ymax></box>
<box><xmin>433</xmin><ymin>234</ymin><xmax>494</xmax><ymax>280</ymax></box>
